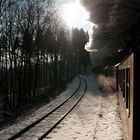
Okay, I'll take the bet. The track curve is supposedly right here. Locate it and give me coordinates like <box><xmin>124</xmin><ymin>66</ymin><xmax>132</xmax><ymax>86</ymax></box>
<box><xmin>6</xmin><ymin>76</ymin><xmax>87</xmax><ymax>140</ymax></box>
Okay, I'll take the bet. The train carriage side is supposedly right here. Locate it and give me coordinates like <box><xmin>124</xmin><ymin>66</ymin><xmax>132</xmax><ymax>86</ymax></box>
<box><xmin>117</xmin><ymin>46</ymin><xmax>140</xmax><ymax>140</ymax></box>
<box><xmin>117</xmin><ymin>54</ymin><xmax>133</xmax><ymax>140</ymax></box>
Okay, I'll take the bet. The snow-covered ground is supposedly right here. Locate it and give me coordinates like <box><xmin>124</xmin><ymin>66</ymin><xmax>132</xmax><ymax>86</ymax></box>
<box><xmin>44</xmin><ymin>74</ymin><xmax>123</xmax><ymax>140</ymax></box>
<box><xmin>0</xmin><ymin>77</ymin><xmax>81</xmax><ymax>140</ymax></box>
<box><xmin>0</xmin><ymin>74</ymin><xmax>123</xmax><ymax>140</ymax></box>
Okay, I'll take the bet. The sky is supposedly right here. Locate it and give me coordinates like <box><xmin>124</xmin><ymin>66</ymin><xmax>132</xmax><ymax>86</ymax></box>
<box><xmin>57</xmin><ymin>0</ymin><xmax>95</xmax><ymax>51</ymax></box>
<box><xmin>59</xmin><ymin>0</ymin><xmax>93</xmax><ymax>33</ymax></box>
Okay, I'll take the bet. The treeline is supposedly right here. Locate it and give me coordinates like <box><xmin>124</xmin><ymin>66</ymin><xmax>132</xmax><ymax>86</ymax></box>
<box><xmin>0</xmin><ymin>0</ymin><xmax>90</xmax><ymax>110</ymax></box>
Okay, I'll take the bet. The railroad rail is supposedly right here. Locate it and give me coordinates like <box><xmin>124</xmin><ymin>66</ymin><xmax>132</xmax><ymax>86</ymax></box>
<box><xmin>5</xmin><ymin>76</ymin><xmax>87</xmax><ymax>140</ymax></box>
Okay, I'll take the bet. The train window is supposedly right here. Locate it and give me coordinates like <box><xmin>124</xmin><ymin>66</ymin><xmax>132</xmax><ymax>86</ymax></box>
<box><xmin>118</xmin><ymin>67</ymin><xmax>130</xmax><ymax>118</ymax></box>
<box><xmin>122</xmin><ymin>69</ymin><xmax>126</xmax><ymax>99</ymax></box>
<box><xmin>118</xmin><ymin>70</ymin><xmax>121</xmax><ymax>90</ymax></box>
<box><xmin>118</xmin><ymin>69</ymin><xmax>123</xmax><ymax>93</ymax></box>
<box><xmin>126</xmin><ymin>68</ymin><xmax>130</xmax><ymax>117</ymax></box>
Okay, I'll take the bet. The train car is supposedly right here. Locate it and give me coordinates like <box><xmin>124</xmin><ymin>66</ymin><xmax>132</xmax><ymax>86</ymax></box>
<box><xmin>117</xmin><ymin>46</ymin><xmax>140</xmax><ymax>140</ymax></box>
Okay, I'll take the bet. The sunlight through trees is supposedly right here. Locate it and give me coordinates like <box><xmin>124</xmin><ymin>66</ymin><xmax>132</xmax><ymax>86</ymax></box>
<box><xmin>0</xmin><ymin>0</ymin><xmax>91</xmax><ymax>111</ymax></box>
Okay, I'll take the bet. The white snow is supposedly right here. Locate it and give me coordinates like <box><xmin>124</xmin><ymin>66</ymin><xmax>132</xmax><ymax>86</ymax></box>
<box><xmin>45</xmin><ymin>74</ymin><xmax>123</xmax><ymax>140</ymax></box>
<box><xmin>0</xmin><ymin>77</ymin><xmax>81</xmax><ymax>140</ymax></box>
<box><xmin>0</xmin><ymin>74</ymin><xmax>123</xmax><ymax>140</ymax></box>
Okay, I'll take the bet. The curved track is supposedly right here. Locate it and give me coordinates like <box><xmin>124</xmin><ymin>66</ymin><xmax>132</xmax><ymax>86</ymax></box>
<box><xmin>7</xmin><ymin>76</ymin><xmax>87</xmax><ymax>140</ymax></box>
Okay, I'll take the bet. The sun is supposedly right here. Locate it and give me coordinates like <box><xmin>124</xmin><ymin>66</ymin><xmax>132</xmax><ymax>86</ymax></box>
<box><xmin>62</xmin><ymin>1</ymin><xmax>89</xmax><ymax>29</ymax></box>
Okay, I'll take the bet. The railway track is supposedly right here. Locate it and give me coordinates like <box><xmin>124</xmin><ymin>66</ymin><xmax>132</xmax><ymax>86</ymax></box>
<box><xmin>4</xmin><ymin>76</ymin><xmax>87</xmax><ymax>140</ymax></box>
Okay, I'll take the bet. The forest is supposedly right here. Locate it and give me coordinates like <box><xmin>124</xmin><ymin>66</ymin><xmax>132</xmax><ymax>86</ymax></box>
<box><xmin>0</xmin><ymin>0</ymin><xmax>90</xmax><ymax>111</ymax></box>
